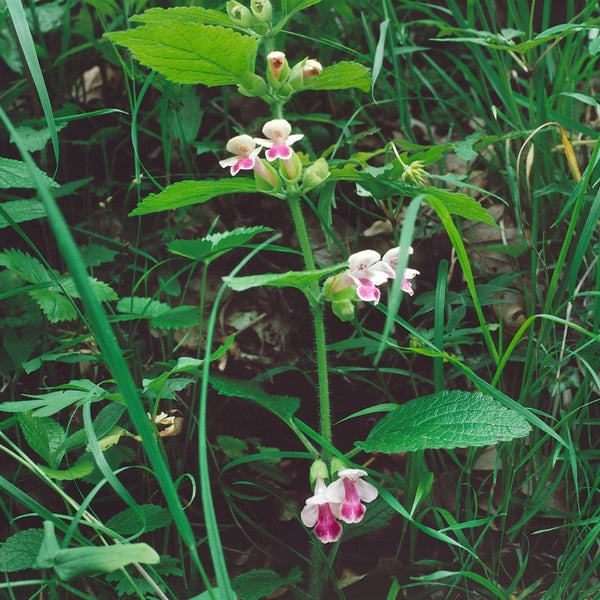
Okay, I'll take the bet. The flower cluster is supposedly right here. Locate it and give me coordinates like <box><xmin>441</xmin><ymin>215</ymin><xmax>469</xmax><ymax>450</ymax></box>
<box><xmin>266</xmin><ymin>51</ymin><xmax>323</xmax><ymax>92</ymax></box>
<box><xmin>220</xmin><ymin>118</ymin><xmax>329</xmax><ymax>190</ymax></box>
<box><xmin>301</xmin><ymin>467</ymin><xmax>378</xmax><ymax>543</ymax></box>
<box><xmin>324</xmin><ymin>247</ymin><xmax>420</xmax><ymax>321</ymax></box>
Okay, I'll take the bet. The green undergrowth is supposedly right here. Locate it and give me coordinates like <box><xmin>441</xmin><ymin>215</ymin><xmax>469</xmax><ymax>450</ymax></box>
<box><xmin>0</xmin><ymin>0</ymin><xmax>599</xmax><ymax>599</ymax></box>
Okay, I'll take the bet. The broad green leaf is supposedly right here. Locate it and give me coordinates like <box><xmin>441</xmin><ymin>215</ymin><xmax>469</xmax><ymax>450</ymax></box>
<box><xmin>129</xmin><ymin>179</ymin><xmax>258</xmax><ymax>216</ymax></box>
<box><xmin>17</xmin><ymin>412</ymin><xmax>65</xmax><ymax>468</ymax></box>
<box><xmin>1</xmin><ymin>390</ymin><xmax>82</xmax><ymax>416</ymax></box>
<box><xmin>0</xmin><ymin>248</ymin><xmax>49</xmax><ymax>282</ymax></box>
<box><xmin>28</xmin><ymin>289</ymin><xmax>77</xmax><ymax>322</ymax></box>
<box><xmin>65</xmin><ymin>402</ymin><xmax>126</xmax><ymax>451</ymax></box>
<box><xmin>0</xmin><ymin>157</ymin><xmax>58</xmax><ymax>189</ymax></box>
<box><xmin>34</xmin><ymin>522</ymin><xmax>159</xmax><ymax>581</ymax></box>
<box><xmin>131</xmin><ymin>6</ymin><xmax>236</xmax><ymax>29</ymax></box>
<box><xmin>357</xmin><ymin>391</ymin><xmax>531</xmax><ymax>453</ymax></box>
<box><xmin>40</xmin><ymin>455</ymin><xmax>95</xmax><ymax>480</ymax></box>
<box><xmin>59</xmin><ymin>276</ymin><xmax>118</xmax><ymax>302</ymax></box>
<box><xmin>108</xmin><ymin>24</ymin><xmax>258</xmax><ymax>86</ymax></box>
<box><xmin>106</xmin><ymin>504</ymin><xmax>173</xmax><ymax>536</ymax></box>
<box><xmin>210</xmin><ymin>376</ymin><xmax>300</xmax><ymax>424</ymax></box>
<box><xmin>0</xmin><ymin>528</ymin><xmax>44</xmax><ymax>572</ymax></box>
<box><xmin>224</xmin><ymin>263</ymin><xmax>343</xmax><ymax>293</ymax></box>
<box><xmin>424</xmin><ymin>188</ymin><xmax>496</xmax><ymax>225</ymax></box>
<box><xmin>117</xmin><ymin>297</ymin><xmax>201</xmax><ymax>328</ymax></box>
<box><xmin>231</xmin><ymin>567</ymin><xmax>303</xmax><ymax>600</ymax></box>
<box><xmin>10</xmin><ymin>124</ymin><xmax>67</xmax><ymax>152</ymax></box>
<box><xmin>1</xmin><ymin>381</ymin><xmax>107</xmax><ymax>417</ymax></box>
<box><xmin>53</xmin><ymin>543</ymin><xmax>159</xmax><ymax>581</ymax></box>
<box><xmin>151</xmin><ymin>305</ymin><xmax>201</xmax><ymax>329</ymax></box>
<box><xmin>303</xmin><ymin>61</ymin><xmax>371</xmax><ymax>92</ymax></box>
<box><xmin>0</xmin><ymin>199</ymin><xmax>47</xmax><ymax>228</ymax></box>
<box><xmin>143</xmin><ymin>356</ymin><xmax>203</xmax><ymax>395</ymax></box>
<box><xmin>168</xmin><ymin>226</ymin><xmax>272</xmax><ymax>263</ymax></box>
<box><xmin>0</xmin><ymin>249</ymin><xmax>117</xmax><ymax>321</ymax></box>
<box><xmin>79</xmin><ymin>242</ymin><xmax>119</xmax><ymax>268</ymax></box>
<box><xmin>116</xmin><ymin>296</ymin><xmax>170</xmax><ymax>319</ymax></box>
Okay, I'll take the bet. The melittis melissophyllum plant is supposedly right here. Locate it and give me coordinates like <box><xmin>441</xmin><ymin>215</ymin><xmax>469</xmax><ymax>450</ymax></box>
<box><xmin>109</xmin><ymin>0</ymin><xmax>538</xmax><ymax>594</ymax></box>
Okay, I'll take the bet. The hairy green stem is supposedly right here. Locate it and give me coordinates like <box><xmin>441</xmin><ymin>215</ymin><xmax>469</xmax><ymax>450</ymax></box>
<box><xmin>287</xmin><ymin>195</ymin><xmax>332</xmax><ymax>450</ymax></box>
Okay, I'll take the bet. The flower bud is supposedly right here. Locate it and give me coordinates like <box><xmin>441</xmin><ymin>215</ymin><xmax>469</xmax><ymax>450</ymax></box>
<box><xmin>302</xmin><ymin>58</ymin><xmax>323</xmax><ymax>79</ymax></box>
<box><xmin>330</xmin><ymin>457</ymin><xmax>346</xmax><ymax>476</ymax></box>
<box><xmin>266</xmin><ymin>51</ymin><xmax>290</xmax><ymax>83</ymax></box>
<box><xmin>279</xmin><ymin>150</ymin><xmax>303</xmax><ymax>183</ymax></box>
<box><xmin>253</xmin><ymin>158</ymin><xmax>282</xmax><ymax>193</ymax></box>
<box><xmin>309</xmin><ymin>459</ymin><xmax>329</xmax><ymax>484</ymax></box>
<box><xmin>226</xmin><ymin>1</ymin><xmax>254</xmax><ymax>27</ymax></box>
<box><xmin>250</xmin><ymin>0</ymin><xmax>272</xmax><ymax>22</ymax></box>
<box><xmin>289</xmin><ymin>58</ymin><xmax>323</xmax><ymax>90</ymax></box>
<box><xmin>303</xmin><ymin>157</ymin><xmax>330</xmax><ymax>189</ymax></box>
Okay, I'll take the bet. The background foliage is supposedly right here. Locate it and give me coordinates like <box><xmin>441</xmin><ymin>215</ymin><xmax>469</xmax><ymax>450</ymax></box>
<box><xmin>1</xmin><ymin>0</ymin><xmax>599</xmax><ymax>599</ymax></box>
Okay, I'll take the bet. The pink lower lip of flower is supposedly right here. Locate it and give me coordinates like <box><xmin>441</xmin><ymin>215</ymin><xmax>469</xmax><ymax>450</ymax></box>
<box><xmin>356</xmin><ymin>278</ymin><xmax>381</xmax><ymax>303</ymax></box>
<box><xmin>230</xmin><ymin>157</ymin><xmax>255</xmax><ymax>175</ymax></box>
<box><xmin>314</xmin><ymin>503</ymin><xmax>343</xmax><ymax>543</ymax></box>
<box><xmin>266</xmin><ymin>144</ymin><xmax>293</xmax><ymax>161</ymax></box>
<box><xmin>339</xmin><ymin>478</ymin><xmax>367</xmax><ymax>523</ymax></box>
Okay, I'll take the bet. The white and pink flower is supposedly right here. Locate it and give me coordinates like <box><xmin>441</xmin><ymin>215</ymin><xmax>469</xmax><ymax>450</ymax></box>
<box><xmin>219</xmin><ymin>134</ymin><xmax>261</xmax><ymax>175</ymax></box>
<box><xmin>300</xmin><ymin>477</ymin><xmax>342</xmax><ymax>544</ymax></box>
<box><xmin>346</xmin><ymin>249</ymin><xmax>396</xmax><ymax>304</ymax></box>
<box><xmin>254</xmin><ymin>119</ymin><xmax>304</xmax><ymax>162</ymax></box>
<box><xmin>381</xmin><ymin>247</ymin><xmax>420</xmax><ymax>296</ymax></box>
<box><xmin>301</xmin><ymin>469</ymin><xmax>379</xmax><ymax>543</ymax></box>
<box><xmin>219</xmin><ymin>134</ymin><xmax>276</xmax><ymax>186</ymax></box>
<box><xmin>327</xmin><ymin>468</ymin><xmax>379</xmax><ymax>524</ymax></box>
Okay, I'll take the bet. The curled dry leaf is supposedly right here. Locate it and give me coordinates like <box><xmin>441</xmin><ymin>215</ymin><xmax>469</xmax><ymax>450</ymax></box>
<box><xmin>363</xmin><ymin>219</ymin><xmax>393</xmax><ymax>237</ymax></box>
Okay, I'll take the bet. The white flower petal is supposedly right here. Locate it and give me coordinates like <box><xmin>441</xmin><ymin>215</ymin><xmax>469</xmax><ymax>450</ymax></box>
<box><xmin>262</xmin><ymin>119</ymin><xmax>292</xmax><ymax>141</ymax></box>
<box><xmin>354</xmin><ymin>478</ymin><xmax>379</xmax><ymax>502</ymax></box>
<box><xmin>300</xmin><ymin>503</ymin><xmax>318</xmax><ymax>527</ymax></box>
<box><xmin>286</xmin><ymin>133</ymin><xmax>304</xmax><ymax>146</ymax></box>
<box><xmin>337</xmin><ymin>468</ymin><xmax>368</xmax><ymax>480</ymax></box>
<box><xmin>218</xmin><ymin>156</ymin><xmax>239</xmax><ymax>168</ymax></box>
<box><xmin>348</xmin><ymin>249</ymin><xmax>380</xmax><ymax>272</ymax></box>
<box><xmin>325</xmin><ymin>479</ymin><xmax>346</xmax><ymax>503</ymax></box>
<box><xmin>226</xmin><ymin>134</ymin><xmax>256</xmax><ymax>155</ymax></box>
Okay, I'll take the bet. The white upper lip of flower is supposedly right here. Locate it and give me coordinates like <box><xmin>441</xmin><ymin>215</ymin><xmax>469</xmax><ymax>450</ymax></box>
<box><xmin>254</xmin><ymin>119</ymin><xmax>304</xmax><ymax>149</ymax></box>
<box><xmin>219</xmin><ymin>134</ymin><xmax>262</xmax><ymax>169</ymax></box>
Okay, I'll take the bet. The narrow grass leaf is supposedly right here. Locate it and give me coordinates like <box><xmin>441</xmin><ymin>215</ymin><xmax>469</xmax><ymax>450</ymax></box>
<box><xmin>5</xmin><ymin>0</ymin><xmax>58</xmax><ymax>162</ymax></box>
<box><xmin>0</xmin><ymin>109</ymin><xmax>211</xmax><ymax>588</ymax></box>
<box><xmin>371</xmin><ymin>19</ymin><xmax>390</xmax><ymax>97</ymax></box>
